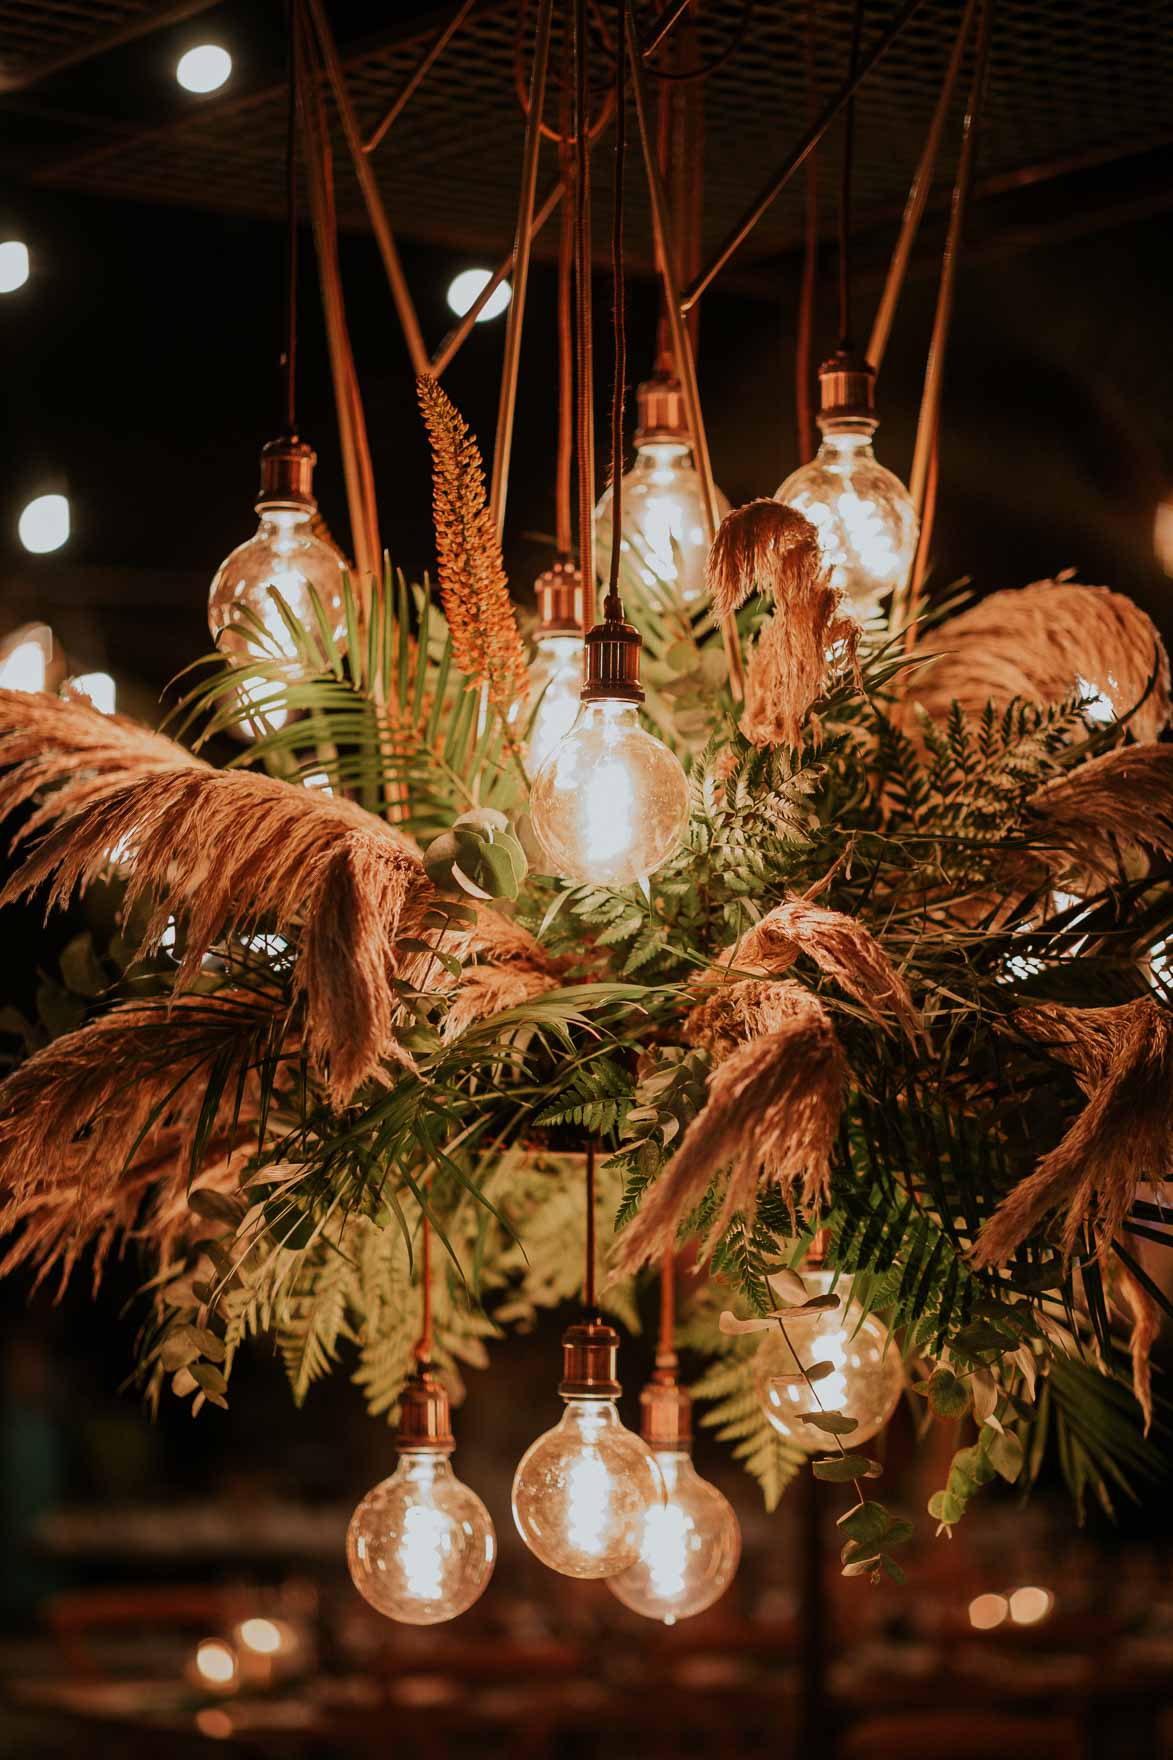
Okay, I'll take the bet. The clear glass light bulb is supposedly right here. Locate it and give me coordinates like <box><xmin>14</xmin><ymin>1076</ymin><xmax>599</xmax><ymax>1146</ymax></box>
<box><xmin>776</xmin><ymin>427</ymin><xmax>918</xmax><ymax>626</ymax></box>
<box><xmin>347</xmin><ymin>1453</ymin><xmax>497</xmax><ymax>1625</ymax></box>
<box><xmin>529</xmin><ymin>699</ymin><xmax>689</xmax><ymax>887</ymax></box>
<box><xmin>607</xmin><ymin>1450</ymin><xmax>741</xmax><ymax>1624</ymax></box>
<box><xmin>512</xmin><ymin>1398</ymin><xmax>666</xmax><ymax>1579</ymax></box>
<box><xmin>525</xmin><ymin>634</ymin><xmax>584</xmax><ymax>772</ymax></box>
<box><xmin>753</xmin><ymin>1271</ymin><xmax>903</xmax><ymax>1451</ymax></box>
<box><xmin>594</xmin><ymin>443</ymin><xmax>729</xmax><ymax>606</ymax></box>
<box><xmin>208</xmin><ymin>507</ymin><xmax>346</xmax><ymax>665</ymax></box>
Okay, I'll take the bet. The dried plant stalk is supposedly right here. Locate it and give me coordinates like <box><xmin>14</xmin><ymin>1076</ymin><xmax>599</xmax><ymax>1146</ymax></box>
<box><xmin>907</xmin><ymin>580</ymin><xmax>1171</xmax><ymax>744</ymax></box>
<box><xmin>686</xmin><ymin>977</ymin><xmax>816</xmax><ymax>1061</ymax></box>
<box><xmin>0</xmin><ymin>687</ymin><xmax>206</xmax><ymax>825</ymax></box>
<box><xmin>1027</xmin><ymin>743</ymin><xmax>1173</xmax><ymax>880</ymax></box>
<box><xmin>722</xmin><ymin>896</ymin><xmax>919</xmax><ymax>1042</ymax></box>
<box><xmin>707</xmin><ymin>500</ymin><xmax>858</xmax><ymax>749</ymax></box>
<box><xmin>1115</xmin><ymin>1258</ymin><xmax>1158</xmax><ymax>1436</ymax></box>
<box><xmin>417</xmin><ymin>374</ymin><xmax>529</xmax><ymax>724</ymax></box>
<box><xmin>974</xmin><ymin>998</ymin><xmax>1173</xmax><ymax>1269</ymax></box>
<box><xmin>613</xmin><ymin>998</ymin><xmax>846</xmax><ymax>1275</ymax></box>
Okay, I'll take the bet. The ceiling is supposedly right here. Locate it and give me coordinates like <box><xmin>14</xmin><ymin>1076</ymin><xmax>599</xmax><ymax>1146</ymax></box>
<box><xmin>2</xmin><ymin>0</ymin><xmax>1171</xmax><ymax>287</ymax></box>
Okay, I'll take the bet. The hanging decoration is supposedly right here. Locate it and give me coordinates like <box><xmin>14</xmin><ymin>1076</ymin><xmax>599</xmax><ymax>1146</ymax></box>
<box><xmin>0</xmin><ymin>0</ymin><xmax>1170</xmax><ymax>1633</ymax></box>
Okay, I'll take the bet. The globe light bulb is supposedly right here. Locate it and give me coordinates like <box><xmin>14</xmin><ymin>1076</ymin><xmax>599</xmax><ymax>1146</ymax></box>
<box><xmin>607</xmin><ymin>1377</ymin><xmax>740</xmax><ymax>1624</ymax></box>
<box><xmin>524</xmin><ymin>561</ymin><xmax>585</xmax><ymax>772</ymax></box>
<box><xmin>347</xmin><ymin>1372</ymin><xmax>496</xmax><ymax>1626</ymax></box>
<box><xmin>512</xmin><ymin>1322</ymin><xmax>665</xmax><ymax>1579</ymax></box>
<box><xmin>776</xmin><ymin>353</ymin><xmax>917</xmax><ymax>627</ymax></box>
<box><xmin>529</xmin><ymin>593</ymin><xmax>688</xmax><ymax>887</ymax></box>
<box><xmin>593</xmin><ymin>370</ymin><xmax>729</xmax><ymax>607</ymax></box>
<box><xmin>753</xmin><ymin>1269</ymin><xmax>903</xmax><ymax>1451</ymax></box>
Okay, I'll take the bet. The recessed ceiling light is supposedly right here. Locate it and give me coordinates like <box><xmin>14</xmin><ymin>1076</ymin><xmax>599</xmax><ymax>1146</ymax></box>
<box><xmin>18</xmin><ymin>493</ymin><xmax>70</xmax><ymax>554</ymax></box>
<box><xmin>0</xmin><ymin>241</ymin><xmax>29</xmax><ymax>294</ymax></box>
<box><xmin>446</xmin><ymin>268</ymin><xmax>511</xmax><ymax>323</ymax></box>
<box><xmin>176</xmin><ymin>44</ymin><xmax>232</xmax><ymax>94</ymax></box>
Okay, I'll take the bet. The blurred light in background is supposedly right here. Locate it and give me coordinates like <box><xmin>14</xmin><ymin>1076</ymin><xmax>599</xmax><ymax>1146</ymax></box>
<box><xmin>1009</xmin><ymin>1585</ymin><xmax>1054</xmax><ymax>1625</ymax></box>
<box><xmin>193</xmin><ymin>1638</ymin><xmax>238</xmax><ymax>1689</ymax></box>
<box><xmin>18</xmin><ymin>492</ymin><xmax>70</xmax><ymax>554</ymax></box>
<box><xmin>0</xmin><ymin>241</ymin><xmax>29</xmax><ymax>293</ymax></box>
<box><xmin>1155</xmin><ymin>498</ymin><xmax>1173</xmax><ymax>576</ymax></box>
<box><xmin>446</xmin><ymin>268</ymin><xmax>511</xmax><ymax>323</ymax></box>
<box><xmin>177</xmin><ymin>45</ymin><xmax>232</xmax><ymax>93</ymax></box>
<box><xmin>65</xmin><ymin>671</ymin><xmax>117</xmax><ymax>714</ymax></box>
<box><xmin>0</xmin><ymin>623</ymin><xmax>53</xmax><ymax>691</ymax></box>
<box><xmin>968</xmin><ymin>1592</ymin><xmax>1009</xmax><ymax>1630</ymax></box>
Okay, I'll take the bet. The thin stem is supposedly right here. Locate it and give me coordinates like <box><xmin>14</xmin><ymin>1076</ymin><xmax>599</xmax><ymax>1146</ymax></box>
<box><xmin>556</xmin><ymin>40</ymin><xmax>575</xmax><ymax>557</ymax></box>
<box><xmin>584</xmin><ymin>1138</ymin><xmax>597</xmax><ymax>1311</ymax></box>
<box><xmin>416</xmin><ymin>1214</ymin><xmax>434</xmax><ymax>1362</ymax></box>
<box><xmin>574</xmin><ymin>0</ymin><xmax>597</xmax><ymax>624</ymax></box>
<box><xmin>795</xmin><ymin>0</ymin><xmax>818</xmax><ymax>461</ymax></box>
<box><xmin>658</xmin><ymin>1247</ymin><xmax>676</xmax><ymax>1363</ymax></box>
<box><xmin>283</xmin><ymin>0</ymin><xmax>299</xmax><ymax>436</ymax></box>
<box><xmin>837</xmin><ymin>0</ymin><xmax>864</xmax><ymax>349</ymax></box>
<box><xmin>608</xmin><ymin>0</ymin><xmax>627</xmax><ymax>601</ymax></box>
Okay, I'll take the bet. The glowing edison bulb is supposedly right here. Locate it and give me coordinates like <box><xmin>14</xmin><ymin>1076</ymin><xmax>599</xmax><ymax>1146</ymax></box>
<box><xmin>526</xmin><ymin>634</ymin><xmax>584</xmax><ymax>770</ymax></box>
<box><xmin>776</xmin><ymin>353</ymin><xmax>917</xmax><ymax>627</ymax></box>
<box><xmin>346</xmin><ymin>1374</ymin><xmax>496</xmax><ymax>1626</ymax></box>
<box><xmin>608</xmin><ymin>1450</ymin><xmax>740</xmax><ymax>1624</ymax></box>
<box><xmin>753</xmin><ymin>1271</ymin><xmax>903</xmax><ymax>1451</ymax></box>
<box><xmin>593</xmin><ymin>372</ymin><xmax>729</xmax><ymax>607</ymax></box>
<box><xmin>512</xmin><ymin>1324</ymin><xmax>665</xmax><ymax>1579</ymax></box>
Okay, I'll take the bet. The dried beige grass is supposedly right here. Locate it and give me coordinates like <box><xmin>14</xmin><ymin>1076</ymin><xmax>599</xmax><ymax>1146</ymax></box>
<box><xmin>907</xmin><ymin>579</ymin><xmax>1171</xmax><ymax>744</ymax></box>
<box><xmin>723</xmin><ymin>896</ymin><xmax>919</xmax><ymax>1042</ymax></box>
<box><xmin>686</xmin><ymin>977</ymin><xmax>816</xmax><ymax>1061</ymax></box>
<box><xmin>417</xmin><ymin>375</ymin><xmax>528</xmax><ymax>725</ymax></box>
<box><xmin>1114</xmin><ymin>1258</ymin><xmax>1159</xmax><ymax>1436</ymax></box>
<box><xmin>613</xmin><ymin>998</ymin><xmax>846</xmax><ymax>1275</ymax></box>
<box><xmin>1026</xmin><ymin>744</ymin><xmax>1173</xmax><ymax>880</ymax></box>
<box><xmin>0</xmin><ymin>687</ymin><xmax>206</xmax><ymax>825</ymax></box>
<box><xmin>707</xmin><ymin>500</ymin><xmax>859</xmax><ymax>749</ymax></box>
<box><xmin>974</xmin><ymin>998</ymin><xmax>1173</xmax><ymax>1269</ymax></box>
<box><xmin>442</xmin><ymin>962</ymin><xmax>561</xmax><ymax>1042</ymax></box>
<box><xmin>0</xmin><ymin>991</ymin><xmax>276</xmax><ymax>1292</ymax></box>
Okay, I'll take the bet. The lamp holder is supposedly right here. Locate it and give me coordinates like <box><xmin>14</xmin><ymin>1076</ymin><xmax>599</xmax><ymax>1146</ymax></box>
<box><xmin>394</xmin><ymin>1367</ymin><xmax>455</xmax><ymax>1453</ymax></box>
<box><xmin>559</xmin><ymin>1319</ymin><xmax>622</xmax><ymax>1399</ymax></box>
<box><xmin>816</xmin><ymin>349</ymin><xmax>878</xmax><ymax>435</ymax></box>
<box><xmin>256</xmin><ymin>435</ymin><xmax>318</xmax><ymax>512</ymax></box>
<box><xmin>535</xmin><ymin>559</ymin><xmax>586</xmax><ymax>636</ymax></box>
<box><xmin>580</xmin><ymin>593</ymin><xmax>644</xmax><ymax>703</ymax></box>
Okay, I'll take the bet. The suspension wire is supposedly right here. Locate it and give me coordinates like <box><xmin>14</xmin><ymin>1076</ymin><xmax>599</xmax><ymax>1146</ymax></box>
<box><xmin>573</xmin><ymin>0</ymin><xmax>597</xmax><ymax>626</ymax></box>
<box><xmin>283</xmin><ymin>0</ymin><xmax>300</xmax><ymax>436</ymax></box>
<box><xmin>658</xmin><ymin>1248</ymin><xmax>676</xmax><ymax>1365</ymax></box>
<box><xmin>415</xmin><ymin>1215</ymin><xmax>434</xmax><ymax>1363</ymax></box>
<box><xmin>607</xmin><ymin>0</ymin><xmax>627</xmax><ymax>604</ymax></box>
<box><xmin>837</xmin><ymin>0</ymin><xmax>865</xmax><ymax>349</ymax></box>
<box><xmin>556</xmin><ymin>30</ymin><xmax>576</xmax><ymax>559</ymax></box>
<box><xmin>795</xmin><ymin>0</ymin><xmax>819</xmax><ymax>460</ymax></box>
<box><xmin>584</xmin><ymin>1140</ymin><xmax>598</xmax><ymax>1311</ymax></box>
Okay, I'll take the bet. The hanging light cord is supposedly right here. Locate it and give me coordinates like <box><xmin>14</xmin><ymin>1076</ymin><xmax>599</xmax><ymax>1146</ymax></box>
<box><xmin>584</xmin><ymin>1140</ymin><xmax>597</xmax><ymax>1311</ymax></box>
<box><xmin>414</xmin><ymin>1215</ymin><xmax>434</xmax><ymax>1365</ymax></box>
<box><xmin>658</xmin><ymin>1248</ymin><xmax>677</xmax><ymax>1370</ymax></box>
<box><xmin>573</xmin><ymin>0</ymin><xmax>597</xmax><ymax>625</ymax></box>
<box><xmin>837</xmin><ymin>0</ymin><xmax>865</xmax><ymax>350</ymax></box>
<box><xmin>607</xmin><ymin>0</ymin><xmax>627</xmax><ymax>607</ymax></box>
<box><xmin>283</xmin><ymin>0</ymin><xmax>301</xmax><ymax>437</ymax></box>
<box><xmin>556</xmin><ymin>36</ymin><xmax>575</xmax><ymax>559</ymax></box>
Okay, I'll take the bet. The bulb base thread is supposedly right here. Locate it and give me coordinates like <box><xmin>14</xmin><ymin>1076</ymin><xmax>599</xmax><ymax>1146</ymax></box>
<box><xmin>634</xmin><ymin>369</ymin><xmax>690</xmax><ymax>447</ymax></box>
<box><xmin>256</xmin><ymin>435</ymin><xmax>318</xmax><ymax>512</ymax></box>
<box><xmin>640</xmin><ymin>1362</ymin><xmax>693</xmax><ymax>1449</ymax></box>
<box><xmin>816</xmin><ymin>351</ymin><xmax>878</xmax><ymax>435</ymax></box>
<box><xmin>581</xmin><ymin>597</ymin><xmax>644</xmax><ymax>703</ymax></box>
<box><xmin>559</xmin><ymin>1320</ymin><xmax>622</xmax><ymax>1399</ymax></box>
<box><xmin>535</xmin><ymin>560</ymin><xmax>585</xmax><ymax>635</ymax></box>
<box><xmin>394</xmin><ymin>1369</ymin><xmax>455</xmax><ymax>1453</ymax></box>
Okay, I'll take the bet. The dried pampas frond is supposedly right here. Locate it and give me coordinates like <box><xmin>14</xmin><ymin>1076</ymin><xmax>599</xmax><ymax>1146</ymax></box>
<box><xmin>974</xmin><ymin>997</ymin><xmax>1173</xmax><ymax>1269</ymax></box>
<box><xmin>1114</xmin><ymin>1258</ymin><xmax>1159</xmax><ymax>1436</ymax></box>
<box><xmin>442</xmin><ymin>962</ymin><xmax>561</xmax><ymax>1043</ymax></box>
<box><xmin>417</xmin><ymin>375</ymin><xmax>528</xmax><ymax>723</ymax></box>
<box><xmin>707</xmin><ymin>500</ymin><xmax>859</xmax><ymax>750</ymax></box>
<box><xmin>613</xmin><ymin>999</ymin><xmax>846</xmax><ymax>1275</ymax></box>
<box><xmin>0</xmin><ymin>687</ymin><xmax>206</xmax><ymax>825</ymax></box>
<box><xmin>1027</xmin><ymin>744</ymin><xmax>1173</xmax><ymax>880</ymax></box>
<box><xmin>686</xmin><ymin>977</ymin><xmax>815</xmax><ymax>1061</ymax></box>
<box><xmin>724</xmin><ymin>896</ymin><xmax>919</xmax><ymax>1042</ymax></box>
<box><xmin>0</xmin><ymin>991</ymin><xmax>278</xmax><ymax>1292</ymax></box>
<box><xmin>907</xmin><ymin>579</ymin><xmax>1171</xmax><ymax>744</ymax></box>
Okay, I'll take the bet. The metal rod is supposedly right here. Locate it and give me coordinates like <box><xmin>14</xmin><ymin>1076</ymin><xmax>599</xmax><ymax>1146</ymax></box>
<box><xmin>363</xmin><ymin>0</ymin><xmax>476</xmax><ymax>154</ymax></box>
<box><xmin>624</xmin><ymin>0</ymin><xmax>745</xmax><ymax>701</ymax></box>
<box><xmin>682</xmin><ymin>0</ymin><xmax>928</xmax><ymax>311</ymax></box>
<box><xmin>903</xmin><ymin>0</ymin><xmax>994</xmax><ymax>637</ymax></box>
<box><xmin>303</xmin><ymin>0</ymin><xmax>429</xmax><ymax>376</ymax></box>
<box><xmin>489</xmin><ymin>0</ymin><xmax>556</xmax><ymax>540</ymax></box>
<box><xmin>867</xmin><ymin>0</ymin><xmax>980</xmax><ymax>371</ymax></box>
<box><xmin>641</xmin><ymin>0</ymin><xmax>693</xmax><ymax>60</ymax></box>
<box><xmin>574</xmin><ymin>0</ymin><xmax>597</xmax><ymax>619</ymax></box>
<box><xmin>795</xmin><ymin>0</ymin><xmax>819</xmax><ymax>463</ymax></box>
<box><xmin>430</xmin><ymin>178</ymin><xmax>566</xmax><ymax>377</ymax></box>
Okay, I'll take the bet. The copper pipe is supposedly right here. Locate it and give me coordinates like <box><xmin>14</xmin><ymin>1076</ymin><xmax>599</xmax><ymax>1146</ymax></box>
<box><xmin>490</xmin><ymin>0</ymin><xmax>556</xmax><ymax>540</ymax></box>
<box><xmin>681</xmin><ymin>0</ymin><xmax>928</xmax><ymax>311</ymax></box>
<box><xmin>906</xmin><ymin>431</ymin><xmax>938</xmax><ymax>628</ymax></box>
<box><xmin>303</xmin><ymin>0</ymin><xmax>428</xmax><ymax>375</ymax></box>
<box><xmin>902</xmin><ymin>0</ymin><xmax>994</xmax><ymax>640</ymax></box>
<box><xmin>363</xmin><ymin>0</ymin><xmax>476</xmax><ymax>155</ymax></box>
<box><xmin>573</xmin><ymin>0</ymin><xmax>597</xmax><ymax>619</ymax></box>
<box><xmin>867</xmin><ymin>0</ymin><xmax>980</xmax><ymax>372</ymax></box>
<box><xmin>430</xmin><ymin>178</ymin><xmax>566</xmax><ymax>377</ymax></box>
<box><xmin>624</xmin><ymin>0</ymin><xmax>746</xmax><ymax>702</ymax></box>
<box><xmin>795</xmin><ymin>0</ymin><xmax>819</xmax><ymax>463</ymax></box>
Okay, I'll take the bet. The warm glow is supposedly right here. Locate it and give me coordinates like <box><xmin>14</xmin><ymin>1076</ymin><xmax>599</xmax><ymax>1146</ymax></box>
<box><xmin>1155</xmin><ymin>499</ymin><xmax>1173</xmax><ymax>577</ymax></box>
<box><xmin>0</xmin><ymin>241</ymin><xmax>29</xmax><ymax>294</ymax></box>
<box><xmin>525</xmin><ymin>635</ymin><xmax>584</xmax><ymax>772</ymax></box>
<box><xmin>237</xmin><ymin>1617</ymin><xmax>283</xmax><ymax>1655</ymax></box>
<box><xmin>1009</xmin><ymin>1585</ymin><xmax>1053</xmax><ymax>1625</ymax></box>
<box><xmin>1149</xmin><ymin>935</ymin><xmax>1170</xmax><ymax>995</ymax></box>
<box><xmin>0</xmin><ymin>626</ymin><xmax>52</xmax><ymax>692</ymax></box>
<box><xmin>754</xmin><ymin>1272</ymin><xmax>903</xmax><ymax>1452</ymax></box>
<box><xmin>194</xmin><ymin>1638</ymin><xmax>238</xmax><ymax>1688</ymax></box>
<box><xmin>512</xmin><ymin>1397</ymin><xmax>665</xmax><ymax>1579</ymax></box>
<box><xmin>67</xmin><ymin>671</ymin><xmax>117</xmax><ymax>715</ymax></box>
<box><xmin>969</xmin><ymin>1592</ymin><xmax>1009</xmax><ymax>1630</ymax></box>
<box><xmin>608</xmin><ymin>1450</ymin><xmax>741</xmax><ymax>1624</ymax></box>
<box><xmin>177</xmin><ymin>44</ymin><xmax>232</xmax><ymax>93</ymax></box>
<box><xmin>347</xmin><ymin>1452</ymin><xmax>497</xmax><ymax>1625</ymax></box>
<box><xmin>594</xmin><ymin>444</ymin><xmax>729</xmax><ymax>606</ymax></box>
<box><xmin>566</xmin><ymin>1446</ymin><xmax>613</xmax><ymax>1558</ymax></box>
<box><xmin>777</xmin><ymin>429</ymin><xmax>917</xmax><ymax>625</ymax></box>
<box><xmin>195</xmin><ymin>1708</ymin><xmax>234</xmax><ymax>1740</ymax></box>
<box><xmin>446</xmin><ymin>268</ymin><xmax>511</xmax><ymax>323</ymax></box>
<box><xmin>18</xmin><ymin>493</ymin><xmax>70</xmax><ymax>554</ymax></box>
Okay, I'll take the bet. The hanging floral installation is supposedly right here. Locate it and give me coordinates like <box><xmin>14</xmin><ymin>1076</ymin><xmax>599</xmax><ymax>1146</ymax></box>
<box><xmin>0</xmin><ymin>0</ymin><xmax>1170</xmax><ymax>1625</ymax></box>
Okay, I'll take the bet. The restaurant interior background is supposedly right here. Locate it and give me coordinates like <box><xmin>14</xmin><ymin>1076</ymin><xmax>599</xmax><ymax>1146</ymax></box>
<box><xmin>1</xmin><ymin>0</ymin><xmax>1172</xmax><ymax>1754</ymax></box>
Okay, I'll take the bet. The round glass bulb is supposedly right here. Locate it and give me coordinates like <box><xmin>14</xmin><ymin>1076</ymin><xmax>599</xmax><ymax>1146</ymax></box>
<box><xmin>529</xmin><ymin>699</ymin><xmax>689</xmax><ymax>887</ymax></box>
<box><xmin>776</xmin><ymin>427</ymin><xmax>918</xmax><ymax>626</ymax></box>
<box><xmin>347</xmin><ymin>1451</ymin><xmax>496</xmax><ymax>1626</ymax></box>
<box><xmin>208</xmin><ymin>507</ymin><xmax>346</xmax><ymax>664</ymax></box>
<box><xmin>525</xmin><ymin>634</ymin><xmax>584</xmax><ymax>772</ymax></box>
<box><xmin>594</xmin><ymin>443</ymin><xmax>729</xmax><ymax>607</ymax></box>
<box><xmin>512</xmin><ymin>1398</ymin><xmax>665</xmax><ymax>1579</ymax></box>
<box><xmin>753</xmin><ymin>1272</ymin><xmax>903</xmax><ymax>1451</ymax></box>
<box><xmin>607</xmin><ymin>1449</ymin><xmax>741</xmax><ymax>1624</ymax></box>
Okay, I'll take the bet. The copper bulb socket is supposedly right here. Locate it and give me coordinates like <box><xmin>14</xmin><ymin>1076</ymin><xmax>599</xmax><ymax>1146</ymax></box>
<box><xmin>581</xmin><ymin>600</ymin><xmax>644</xmax><ymax>704</ymax></box>
<box><xmin>256</xmin><ymin>435</ymin><xmax>318</xmax><ymax>512</ymax></box>
<box><xmin>559</xmin><ymin>1320</ymin><xmax>622</xmax><ymax>1400</ymax></box>
<box><xmin>394</xmin><ymin>1369</ymin><xmax>455</xmax><ymax>1453</ymax></box>
<box><xmin>816</xmin><ymin>350</ymin><xmax>878</xmax><ymax>433</ymax></box>
<box><xmin>535</xmin><ymin>560</ymin><xmax>585</xmax><ymax>635</ymax></box>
